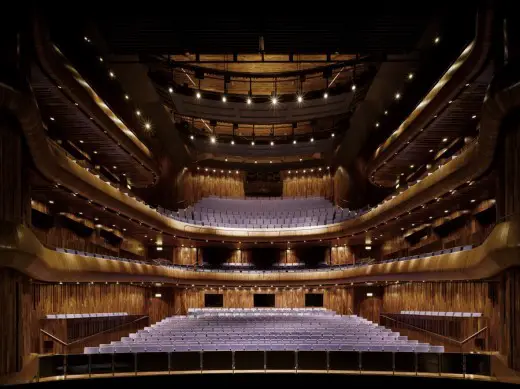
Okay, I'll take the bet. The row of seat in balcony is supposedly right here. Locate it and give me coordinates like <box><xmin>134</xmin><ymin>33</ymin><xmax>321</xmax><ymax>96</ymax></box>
<box><xmin>159</xmin><ymin>197</ymin><xmax>364</xmax><ymax>228</ymax></box>
<box><xmin>55</xmin><ymin>244</ymin><xmax>475</xmax><ymax>275</ymax></box>
<box><xmin>398</xmin><ymin>311</ymin><xmax>482</xmax><ymax>317</ymax></box>
<box><xmin>46</xmin><ymin>312</ymin><xmax>129</xmax><ymax>319</ymax></box>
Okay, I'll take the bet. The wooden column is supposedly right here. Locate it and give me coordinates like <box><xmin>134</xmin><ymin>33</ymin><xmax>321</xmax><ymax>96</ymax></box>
<box><xmin>0</xmin><ymin>115</ymin><xmax>31</xmax><ymax>225</ymax></box>
<box><xmin>499</xmin><ymin>267</ymin><xmax>520</xmax><ymax>370</ymax></box>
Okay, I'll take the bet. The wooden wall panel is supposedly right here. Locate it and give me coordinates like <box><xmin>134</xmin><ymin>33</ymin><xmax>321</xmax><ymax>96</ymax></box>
<box><xmin>173</xmin><ymin>247</ymin><xmax>197</xmax><ymax>265</ymax></box>
<box><xmin>383</xmin><ymin>281</ymin><xmax>500</xmax><ymax>351</ymax></box>
<box><xmin>497</xmin><ymin>123</ymin><xmax>520</xmax><ymax>220</ymax></box>
<box><xmin>0</xmin><ymin>116</ymin><xmax>30</xmax><ymax>225</ymax></box>
<box><xmin>173</xmin><ymin>287</ymin><xmax>353</xmax><ymax>315</ymax></box>
<box><xmin>179</xmin><ymin>171</ymin><xmax>245</xmax><ymax>206</ymax></box>
<box><xmin>381</xmin><ymin>215</ymin><xmax>494</xmax><ymax>260</ymax></box>
<box><xmin>32</xmin><ymin>225</ymin><xmax>146</xmax><ymax>260</ymax></box>
<box><xmin>329</xmin><ymin>246</ymin><xmax>356</xmax><ymax>265</ymax></box>
<box><xmin>499</xmin><ymin>267</ymin><xmax>520</xmax><ymax>370</ymax></box>
<box><xmin>282</xmin><ymin>174</ymin><xmax>333</xmax><ymax>199</ymax></box>
<box><xmin>333</xmin><ymin>166</ymin><xmax>349</xmax><ymax>206</ymax></box>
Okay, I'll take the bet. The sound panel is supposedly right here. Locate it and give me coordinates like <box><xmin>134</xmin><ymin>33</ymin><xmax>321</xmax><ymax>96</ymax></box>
<box><xmin>305</xmin><ymin>293</ymin><xmax>324</xmax><ymax>307</ymax></box>
<box><xmin>204</xmin><ymin>293</ymin><xmax>224</xmax><ymax>308</ymax></box>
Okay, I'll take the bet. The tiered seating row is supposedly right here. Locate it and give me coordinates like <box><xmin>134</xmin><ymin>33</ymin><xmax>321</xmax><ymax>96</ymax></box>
<box><xmin>159</xmin><ymin>197</ymin><xmax>366</xmax><ymax>228</ymax></box>
<box><xmin>399</xmin><ymin>311</ymin><xmax>482</xmax><ymax>317</ymax></box>
<box><xmin>46</xmin><ymin>312</ymin><xmax>128</xmax><ymax>319</ymax></box>
<box><xmin>85</xmin><ymin>309</ymin><xmax>443</xmax><ymax>354</ymax></box>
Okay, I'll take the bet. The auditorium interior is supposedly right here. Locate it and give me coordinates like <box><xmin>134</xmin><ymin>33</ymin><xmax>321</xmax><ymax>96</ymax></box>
<box><xmin>2</xmin><ymin>4</ymin><xmax>520</xmax><ymax>386</ymax></box>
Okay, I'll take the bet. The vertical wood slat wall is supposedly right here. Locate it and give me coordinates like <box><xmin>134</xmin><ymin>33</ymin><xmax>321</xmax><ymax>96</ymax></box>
<box><xmin>282</xmin><ymin>174</ymin><xmax>333</xmax><ymax>199</ymax></box>
<box><xmin>0</xmin><ymin>117</ymin><xmax>30</xmax><ymax>225</ymax></box>
<box><xmin>179</xmin><ymin>171</ymin><xmax>245</xmax><ymax>206</ymax></box>
<box><xmin>173</xmin><ymin>288</ymin><xmax>354</xmax><ymax>315</ymax></box>
<box><xmin>382</xmin><ymin>281</ymin><xmax>501</xmax><ymax>352</ymax></box>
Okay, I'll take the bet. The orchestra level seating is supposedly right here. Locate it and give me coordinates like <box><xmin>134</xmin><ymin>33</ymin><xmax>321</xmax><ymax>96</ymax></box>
<box><xmin>84</xmin><ymin>308</ymin><xmax>444</xmax><ymax>354</ymax></box>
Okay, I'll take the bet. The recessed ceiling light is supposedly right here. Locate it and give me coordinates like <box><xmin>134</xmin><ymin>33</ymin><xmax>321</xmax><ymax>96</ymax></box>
<box><xmin>251</xmin><ymin>141</ymin><xmax>255</xmax><ymax>146</ymax></box>
<box><xmin>79</xmin><ymin>140</ymin><xmax>84</xmax><ymax>143</ymax></box>
<box><xmin>190</xmin><ymin>135</ymin><xmax>194</xmax><ymax>140</ymax></box>
<box><xmin>408</xmin><ymin>73</ymin><xmax>414</xmax><ymax>80</ymax></box>
<box><xmin>310</xmin><ymin>137</ymin><xmax>314</xmax><ymax>142</ymax></box>
<box><xmin>442</xmin><ymin>137</ymin><xmax>448</xmax><ymax>142</ymax></box>
<box><xmin>235</xmin><ymin>170</ymin><xmax>239</xmax><ymax>174</ymax></box>
<box><xmin>99</xmin><ymin>57</ymin><xmax>103</xmax><ymax>62</ymax></box>
<box><xmin>254</xmin><ymin>161</ymin><xmax>257</xmax><ymax>164</ymax></box>
<box><xmin>297</xmin><ymin>95</ymin><xmax>303</xmax><ymax>103</ymax></box>
<box><xmin>230</xmin><ymin>140</ymin><xmax>235</xmax><ymax>145</ymax></box>
<box><xmin>109</xmin><ymin>71</ymin><xmax>115</xmax><ymax>78</ymax></box>
<box><xmin>270</xmin><ymin>161</ymin><xmax>272</xmax><ymax>164</ymax></box>
<box><xmin>323</xmin><ymin>92</ymin><xmax>328</xmax><ymax>99</ymax></box>
<box><xmin>246</xmin><ymin>97</ymin><xmax>252</xmax><ymax>105</ymax></box>
<box><xmin>434</xmin><ymin>36</ymin><xmax>440</xmax><ymax>44</ymax></box>
<box><xmin>448</xmin><ymin>100</ymin><xmax>453</xmax><ymax>104</ymax></box>
<box><xmin>136</xmin><ymin>110</ymin><xmax>141</xmax><ymax>116</ymax></box>
<box><xmin>49</xmin><ymin>117</ymin><xmax>55</xmax><ymax>121</ymax></box>
<box><xmin>270</xmin><ymin>141</ymin><xmax>274</xmax><ymax>146</ymax></box>
<box><xmin>124</xmin><ymin>94</ymin><xmax>129</xmax><ymax>100</ymax></box>
<box><xmin>444</xmin><ymin>210</ymin><xmax>449</xmax><ymax>213</ymax></box>
<box><xmin>351</xmin><ymin>84</ymin><xmax>356</xmax><ymax>91</ymax></box>
<box><xmin>196</xmin><ymin>91</ymin><xmax>201</xmax><ymax>99</ymax></box>
<box><xmin>300</xmin><ymin>158</ymin><xmax>303</xmax><ymax>162</ymax></box>
<box><xmin>48</xmin><ymin>200</ymin><xmax>54</xmax><ymax>204</ymax></box>
<box><xmin>375</xmin><ymin>122</ymin><xmax>380</xmax><ymax>128</ymax></box>
<box><xmin>331</xmin><ymin>133</ymin><xmax>335</xmax><ymax>137</ymax></box>
<box><xmin>271</xmin><ymin>96</ymin><xmax>278</xmax><ymax>105</ymax></box>
<box><xmin>168</xmin><ymin>87</ymin><xmax>173</xmax><ymax>93</ymax></box>
<box><xmin>472</xmin><ymin>115</ymin><xmax>477</xmax><ymax>119</ymax></box>
<box><xmin>384</xmin><ymin>110</ymin><xmax>388</xmax><ymax>115</ymax></box>
<box><xmin>222</xmin><ymin>95</ymin><xmax>227</xmax><ymax>103</ymax></box>
<box><xmin>210</xmin><ymin>136</ymin><xmax>216</xmax><ymax>144</ymax></box>
<box><xmin>429</xmin><ymin>149</ymin><xmax>434</xmax><ymax>153</ymax></box>
<box><xmin>395</xmin><ymin>92</ymin><xmax>401</xmax><ymax>100</ymax></box>
<box><xmin>225</xmin><ymin>158</ymin><xmax>228</xmax><ymax>162</ymax></box>
<box><xmin>293</xmin><ymin>140</ymin><xmax>297</xmax><ymax>144</ymax></box>
<box><xmin>470</xmin><ymin>199</ymin><xmax>476</xmax><ymax>203</ymax></box>
<box><xmin>410</xmin><ymin>164</ymin><xmax>414</xmax><ymax>168</ymax></box>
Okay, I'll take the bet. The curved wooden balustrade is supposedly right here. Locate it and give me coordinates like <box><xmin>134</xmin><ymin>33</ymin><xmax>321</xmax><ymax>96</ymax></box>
<box><xmin>1</xmin><ymin>43</ymin><xmax>518</xmax><ymax>243</ymax></box>
<box><xmin>368</xmin><ymin>9</ymin><xmax>493</xmax><ymax>186</ymax></box>
<box><xmin>32</xmin><ymin>17</ymin><xmax>159</xmax><ymax>186</ymax></box>
<box><xmin>1</xmin><ymin>219</ymin><xmax>519</xmax><ymax>285</ymax></box>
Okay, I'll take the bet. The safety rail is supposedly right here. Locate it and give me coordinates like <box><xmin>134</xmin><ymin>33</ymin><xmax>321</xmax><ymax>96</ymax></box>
<box><xmin>36</xmin><ymin>350</ymin><xmax>492</xmax><ymax>382</ymax></box>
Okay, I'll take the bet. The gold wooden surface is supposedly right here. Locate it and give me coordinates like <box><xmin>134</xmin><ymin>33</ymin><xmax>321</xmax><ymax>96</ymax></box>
<box><xmin>179</xmin><ymin>171</ymin><xmax>244</xmax><ymax>205</ymax></box>
<box><xmin>282</xmin><ymin>174</ymin><xmax>333</xmax><ymax>199</ymax></box>
<box><xmin>368</xmin><ymin>11</ymin><xmax>492</xmax><ymax>186</ymax></box>
<box><xmin>1</xmin><ymin>219</ymin><xmax>520</xmax><ymax>284</ymax></box>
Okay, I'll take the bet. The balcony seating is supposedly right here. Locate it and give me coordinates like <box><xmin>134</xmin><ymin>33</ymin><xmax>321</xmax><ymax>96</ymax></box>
<box><xmin>159</xmin><ymin>197</ymin><xmax>368</xmax><ymax>228</ymax></box>
<box><xmin>399</xmin><ymin>311</ymin><xmax>482</xmax><ymax>317</ymax></box>
<box><xmin>46</xmin><ymin>312</ymin><xmax>128</xmax><ymax>319</ymax></box>
<box><xmin>84</xmin><ymin>308</ymin><xmax>443</xmax><ymax>354</ymax></box>
<box><xmin>55</xmin><ymin>244</ymin><xmax>475</xmax><ymax>274</ymax></box>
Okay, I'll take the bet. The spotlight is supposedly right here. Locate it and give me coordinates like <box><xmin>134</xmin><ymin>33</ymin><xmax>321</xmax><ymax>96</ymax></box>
<box><xmin>375</xmin><ymin>122</ymin><xmax>380</xmax><ymax>128</ymax></box>
<box><xmin>293</xmin><ymin>140</ymin><xmax>297</xmax><ymax>144</ymax></box>
<box><xmin>434</xmin><ymin>36</ymin><xmax>440</xmax><ymax>44</ymax></box>
<box><xmin>136</xmin><ymin>110</ymin><xmax>141</xmax><ymax>116</ymax></box>
<box><xmin>230</xmin><ymin>140</ymin><xmax>235</xmax><ymax>145</ymax></box>
<box><xmin>109</xmin><ymin>71</ymin><xmax>115</xmax><ymax>78</ymax></box>
<box><xmin>270</xmin><ymin>141</ymin><xmax>274</xmax><ymax>146</ymax></box>
<box><xmin>395</xmin><ymin>92</ymin><xmax>401</xmax><ymax>100</ymax></box>
<box><xmin>196</xmin><ymin>91</ymin><xmax>201</xmax><ymax>99</ymax></box>
<box><xmin>408</xmin><ymin>73</ymin><xmax>414</xmax><ymax>80</ymax></box>
<box><xmin>168</xmin><ymin>87</ymin><xmax>173</xmax><ymax>93</ymax></box>
<box><xmin>49</xmin><ymin>117</ymin><xmax>55</xmax><ymax>121</ymax></box>
<box><xmin>144</xmin><ymin>122</ymin><xmax>151</xmax><ymax>130</ymax></box>
<box><xmin>472</xmin><ymin>115</ymin><xmax>477</xmax><ymax>119</ymax></box>
<box><xmin>331</xmin><ymin>133</ymin><xmax>335</xmax><ymax>137</ymax></box>
<box><xmin>247</xmin><ymin>97</ymin><xmax>252</xmax><ymax>105</ymax></box>
<box><xmin>310</xmin><ymin>137</ymin><xmax>314</xmax><ymax>142</ymax></box>
<box><xmin>124</xmin><ymin>94</ymin><xmax>129</xmax><ymax>100</ymax></box>
<box><xmin>190</xmin><ymin>135</ymin><xmax>194</xmax><ymax>140</ymax></box>
<box><xmin>222</xmin><ymin>95</ymin><xmax>227</xmax><ymax>103</ymax></box>
<box><xmin>351</xmin><ymin>84</ymin><xmax>356</xmax><ymax>91</ymax></box>
<box><xmin>442</xmin><ymin>137</ymin><xmax>448</xmax><ymax>142</ymax></box>
<box><xmin>255</xmin><ymin>161</ymin><xmax>257</xmax><ymax>164</ymax></box>
<box><xmin>323</xmin><ymin>92</ymin><xmax>328</xmax><ymax>99</ymax></box>
<box><xmin>297</xmin><ymin>95</ymin><xmax>303</xmax><ymax>103</ymax></box>
<box><xmin>251</xmin><ymin>141</ymin><xmax>255</xmax><ymax>146</ymax></box>
<box><xmin>384</xmin><ymin>110</ymin><xmax>388</xmax><ymax>115</ymax></box>
<box><xmin>210</xmin><ymin>136</ymin><xmax>216</xmax><ymax>144</ymax></box>
<box><xmin>271</xmin><ymin>96</ymin><xmax>278</xmax><ymax>105</ymax></box>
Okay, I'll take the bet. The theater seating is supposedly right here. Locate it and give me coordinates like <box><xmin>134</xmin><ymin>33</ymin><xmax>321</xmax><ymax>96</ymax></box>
<box><xmin>46</xmin><ymin>312</ymin><xmax>128</xmax><ymax>319</ymax></box>
<box><xmin>399</xmin><ymin>311</ymin><xmax>482</xmax><ymax>317</ymax></box>
<box><xmin>159</xmin><ymin>196</ymin><xmax>367</xmax><ymax>228</ymax></box>
<box><xmin>56</xmin><ymin>244</ymin><xmax>474</xmax><ymax>274</ymax></box>
<box><xmin>84</xmin><ymin>308</ymin><xmax>443</xmax><ymax>354</ymax></box>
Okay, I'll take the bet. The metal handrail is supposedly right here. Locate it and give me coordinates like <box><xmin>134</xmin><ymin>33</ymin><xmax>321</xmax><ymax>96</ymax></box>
<box><xmin>40</xmin><ymin>315</ymin><xmax>149</xmax><ymax>350</ymax></box>
<box><xmin>379</xmin><ymin>314</ymin><xmax>488</xmax><ymax>346</ymax></box>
